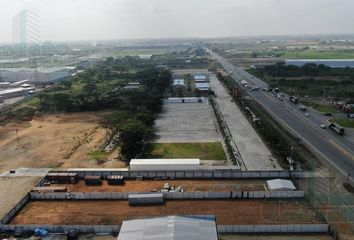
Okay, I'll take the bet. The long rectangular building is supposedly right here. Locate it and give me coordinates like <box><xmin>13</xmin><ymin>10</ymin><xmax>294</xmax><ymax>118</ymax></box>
<box><xmin>130</xmin><ymin>159</ymin><xmax>200</xmax><ymax>171</ymax></box>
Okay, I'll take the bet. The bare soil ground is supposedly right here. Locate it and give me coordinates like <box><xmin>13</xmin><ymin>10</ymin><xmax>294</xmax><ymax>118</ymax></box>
<box><xmin>12</xmin><ymin>200</ymin><xmax>321</xmax><ymax>225</ymax></box>
<box><xmin>219</xmin><ymin>234</ymin><xmax>333</xmax><ymax>240</ymax></box>
<box><xmin>0</xmin><ymin>112</ymin><xmax>127</xmax><ymax>172</ymax></box>
<box><xmin>0</xmin><ymin>176</ymin><xmax>40</xmax><ymax>220</ymax></box>
<box><xmin>50</xmin><ymin>179</ymin><xmax>267</xmax><ymax>192</ymax></box>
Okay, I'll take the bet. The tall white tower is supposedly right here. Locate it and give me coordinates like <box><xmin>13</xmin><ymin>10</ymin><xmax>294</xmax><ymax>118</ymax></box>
<box><xmin>13</xmin><ymin>9</ymin><xmax>40</xmax><ymax>46</ymax></box>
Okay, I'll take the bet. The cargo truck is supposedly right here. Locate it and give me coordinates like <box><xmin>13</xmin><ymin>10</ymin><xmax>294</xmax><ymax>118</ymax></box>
<box><xmin>84</xmin><ymin>176</ymin><xmax>102</xmax><ymax>185</ymax></box>
<box><xmin>106</xmin><ymin>175</ymin><xmax>124</xmax><ymax>185</ymax></box>
<box><xmin>289</xmin><ymin>96</ymin><xmax>299</xmax><ymax>104</ymax></box>
<box><xmin>328</xmin><ymin>123</ymin><xmax>345</xmax><ymax>136</ymax></box>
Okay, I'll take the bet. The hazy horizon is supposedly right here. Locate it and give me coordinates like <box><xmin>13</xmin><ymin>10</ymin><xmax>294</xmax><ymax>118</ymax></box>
<box><xmin>1</xmin><ymin>0</ymin><xmax>354</xmax><ymax>43</ymax></box>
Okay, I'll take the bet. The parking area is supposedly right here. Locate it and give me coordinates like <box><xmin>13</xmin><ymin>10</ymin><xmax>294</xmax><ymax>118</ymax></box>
<box><xmin>155</xmin><ymin>102</ymin><xmax>220</xmax><ymax>143</ymax></box>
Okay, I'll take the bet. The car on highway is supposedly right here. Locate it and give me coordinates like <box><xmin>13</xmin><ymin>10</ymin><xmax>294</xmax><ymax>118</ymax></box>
<box><xmin>320</xmin><ymin>124</ymin><xmax>327</xmax><ymax>129</ymax></box>
<box><xmin>304</xmin><ymin>113</ymin><xmax>309</xmax><ymax>117</ymax></box>
<box><xmin>324</xmin><ymin>112</ymin><xmax>332</xmax><ymax>116</ymax></box>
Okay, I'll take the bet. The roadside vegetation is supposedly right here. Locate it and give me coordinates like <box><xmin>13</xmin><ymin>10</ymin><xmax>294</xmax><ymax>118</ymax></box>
<box><xmin>248</xmin><ymin>63</ymin><xmax>354</xmax><ymax>99</ymax></box>
<box><xmin>146</xmin><ymin>142</ymin><xmax>226</xmax><ymax>160</ymax></box>
<box><xmin>329</xmin><ymin>118</ymin><xmax>354</xmax><ymax>128</ymax></box>
<box><xmin>280</xmin><ymin>49</ymin><xmax>354</xmax><ymax>59</ymax></box>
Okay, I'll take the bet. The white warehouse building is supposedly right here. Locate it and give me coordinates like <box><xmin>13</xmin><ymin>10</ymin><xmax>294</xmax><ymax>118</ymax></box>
<box><xmin>130</xmin><ymin>159</ymin><xmax>200</xmax><ymax>171</ymax></box>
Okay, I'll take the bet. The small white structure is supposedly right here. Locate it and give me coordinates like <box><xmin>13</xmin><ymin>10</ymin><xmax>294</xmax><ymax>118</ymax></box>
<box><xmin>163</xmin><ymin>97</ymin><xmax>206</xmax><ymax>104</ymax></box>
<box><xmin>195</xmin><ymin>82</ymin><xmax>210</xmax><ymax>91</ymax></box>
<box><xmin>130</xmin><ymin>159</ymin><xmax>200</xmax><ymax>171</ymax></box>
<box><xmin>128</xmin><ymin>193</ymin><xmax>164</xmax><ymax>205</ymax></box>
<box><xmin>118</xmin><ymin>216</ymin><xmax>218</xmax><ymax>240</ymax></box>
<box><xmin>139</xmin><ymin>54</ymin><xmax>152</xmax><ymax>60</ymax></box>
<box><xmin>266</xmin><ymin>179</ymin><xmax>296</xmax><ymax>191</ymax></box>
<box><xmin>173</xmin><ymin>79</ymin><xmax>185</xmax><ymax>86</ymax></box>
<box><xmin>194</xmin><ymin>74</ymin><xmax>207</xmax><ymax>82</ymax></box>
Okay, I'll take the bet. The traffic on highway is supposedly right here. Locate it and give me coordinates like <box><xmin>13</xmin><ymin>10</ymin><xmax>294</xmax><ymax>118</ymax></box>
<box><xmin>208</xmin><ymin>49</ymin><xmax>354</xmax><ymax>180</ymax></box>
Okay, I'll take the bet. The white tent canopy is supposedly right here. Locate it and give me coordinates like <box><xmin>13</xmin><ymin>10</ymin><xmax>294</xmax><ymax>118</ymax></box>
<box><xmin>266</xmin><ymin>179</ymin><xmax>296</xmax><ymax>191</ymax></box>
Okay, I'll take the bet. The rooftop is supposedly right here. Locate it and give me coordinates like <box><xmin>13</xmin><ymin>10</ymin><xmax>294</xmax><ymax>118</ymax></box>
<box><xmin>131</xmin><ymin>159</ymin><xmax>200</xmax><ymax>165</ymax></box>
<box><xmin>118</xmin><ymin>215</ymin><xmax>218</xmax><ymax>240</ymax></box>
<box><xmin>266</xmin><ymin>179</ymin><xmax>296</xmax><ymax>191</ymax></box>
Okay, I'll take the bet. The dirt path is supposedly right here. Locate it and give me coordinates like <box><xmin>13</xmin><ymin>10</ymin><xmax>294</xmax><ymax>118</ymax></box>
<box><xmin>12</xmin><ymin>199</ymin><xmax>321</xmax><ymax>225</ymax></box>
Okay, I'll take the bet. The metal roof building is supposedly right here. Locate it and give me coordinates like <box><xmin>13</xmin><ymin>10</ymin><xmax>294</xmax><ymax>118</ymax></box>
<box><xmin>194</xmin><ymin>75</ymin><xmax>207</xmax><ymax>82</ymax></box>
<box><xmin>266</xmin><ymin>179</ymin><xmax>296</xmax><ymax>191</ymax></box>
<box><xmin>118</xmin><ymin>216</ymin><xmax>218</xmax><ymax>240</ymax></box>
<box><xmin>195</xmin><ymin>82</ymin><xmax>210</xmax><ymax>91</ymax></box>
<box><xmin>130</xmin><ymin>159</ymin><xmax>200</xmax><ymax>171</ymax></box>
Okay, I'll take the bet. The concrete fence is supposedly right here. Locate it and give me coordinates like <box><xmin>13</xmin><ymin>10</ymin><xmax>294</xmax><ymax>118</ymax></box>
<box><xmin>0</xmin><ymin>224</ymin><xmax>120</xmax><ymax>234</ymax></box>
<box><xmin>217</xmin><ymin>224</ymin><xmax>329</xmax><ymax>233</ymax></box>
<box><xmin>1</xmin><ymin>195</ymin><xmax>30</xmax><ymax>225</ymax></box>
<box><xmin>29</xmin><ymin>191</ymin><xmax>305</xmax><ymax>200</ymax></box>
<box><xmin>60</xmin><ymin>169</ymin><xmax>303</xmax><ymax>179</ymax></box>
<box><xmin>0</xmin><ymin>224</ymin><xmax>328</xmax><ymax>234</ymax></box>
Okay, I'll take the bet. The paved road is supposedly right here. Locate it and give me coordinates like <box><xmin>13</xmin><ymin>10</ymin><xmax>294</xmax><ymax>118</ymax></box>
<box><xmin>209</xmin><ymin>74</ymin><xmax>280</xmax><ymax>170</ymax></box>
<box><xmin>208</xmin><ymin>49</ymin><xmax>354</xmax><ymax>180</ymax></box>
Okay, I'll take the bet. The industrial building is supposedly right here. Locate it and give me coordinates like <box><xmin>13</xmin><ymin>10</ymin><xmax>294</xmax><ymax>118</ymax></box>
<box><xmin>195</xmin><ymin>82</ymin><xmax>210</xmax><ymax>91</ymax></box>
<box><xmin>266</xmin><ymin>179</ymin><xmax>296</xmax><ymax>191</ymax></box>
<box><xmin>163</xmin><ymin>97</ymin><xmax>205</xmax><ymax>104</ymax></box>
<box><xmin>194</xmin><ymin>74</ymin><xmax>207</xmax><ymax>82</ymax></box>
<box><xmin>118</xmin><ymin>216</ymin><xmax>218</xmax><ymax>240</ymax></box>
<box><xmin>130</xmin><ymin>159</ymin><xmax>200</xmax><ymax>171</ymax></box>
<box><xmin>0</xmin><ymin>67</ymin><xmax>74</xmax><ymax>84</ymax></box>
<box><xmin>0</xmin><ymin>87</ymin><xmax>34</xmax><ymax>99</ymax></box>
<box><xmin>128</xmin><ymin>193</ymin><xmax>164</xmax><ymax>205</ymax></box>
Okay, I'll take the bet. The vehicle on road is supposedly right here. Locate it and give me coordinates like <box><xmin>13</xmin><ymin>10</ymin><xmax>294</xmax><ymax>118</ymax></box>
<box><xmin>320</xmin><ymin>124</ymin><xmax>327</xmax><ymax>129</ymax></box>
<box><xmin>289</xmin><ymin>96</ymin><xmax>299</xmax><ymax>104</ymax></box>
<box><xmin>328</xmin><ymin>123</ymin><xmax>345</xmax><ymax>136</ymax></box>
<box><xmin>300</xmin><ymin>106</ymin><xmax>307</xmax><ymax>111</ymax></box>
<box><xmin>305</xmin><ymin>113</ymin><xmax>309</xmax><ymax>117</ymax></box>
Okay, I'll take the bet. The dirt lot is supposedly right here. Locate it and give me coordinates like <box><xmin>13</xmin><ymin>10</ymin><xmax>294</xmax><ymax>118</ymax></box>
<box><xmin>0</xmin><ymin>112</ymin><xmax>127</xmax><ymax>172</ymax></box>
<box><xmin>50</xmin><ymin>179</ymin><xmax>267</xmax><ymax>192</ymax></box>
<box><xmin>219</xmin><ymin>234</ymin><xmax>333</xmax><ymax>240</ymax></box>
<box><xmin>12</xmin><ymin>199</ymin><xmax>321</xmax><ymax>225</ymax></box>
<box><xmin>0</xmin><ymin>176</ymin><xmax>40</xmax><ymax>220</ymax></box>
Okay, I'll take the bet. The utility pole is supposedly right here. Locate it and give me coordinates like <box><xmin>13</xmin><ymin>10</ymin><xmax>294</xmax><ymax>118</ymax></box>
<box><xmin>322</xmin><ymin>79</ymin><xmax>326</xmax><ymax>106</ymax></box>
<box><xmin>275</xmin><ymin>64</ymin><xmax>278</xmax><ymax>87</ymax></box>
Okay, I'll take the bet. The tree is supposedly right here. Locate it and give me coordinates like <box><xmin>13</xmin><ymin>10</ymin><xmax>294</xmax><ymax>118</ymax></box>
<box><xmin>134</xmin><ymin>112</ymin><xmax>155</xmax><ymax>127</ymax></box>
<box><xmin>101</xmin><ymin>111</ymin><xmax>132</xmax><ymax>142</ymax></box>
<box><xmin>119</xmin><ymin>119</ymin><xmax>152</xmax><ymax>161</ymax></box>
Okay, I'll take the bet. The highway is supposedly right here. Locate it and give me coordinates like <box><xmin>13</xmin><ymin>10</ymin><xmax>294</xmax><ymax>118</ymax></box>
<box><xmin>208</xmin><ymin>49</ymin><xmax>354</xmax><ymax>180</ymax></box>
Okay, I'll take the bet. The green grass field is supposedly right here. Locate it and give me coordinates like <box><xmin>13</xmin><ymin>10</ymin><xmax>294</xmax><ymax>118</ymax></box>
<box><xmin>313</xmin><ymin>105</ymin><xmax>338</xmax><ymax>113</ymax></box>
<box><xmin>329</xmin><ymin>118</ymin><xmax>354</xmax><ymax>128</ymax></box>
<box><xmin>282</xmin><ymin>49</ymin><xmax>354</xmax><ymax>59</ymax></box>
<box><xmin>147</xmin><ymin>142</ymin><xmax>226</xmax><ymax>160</ymax></box>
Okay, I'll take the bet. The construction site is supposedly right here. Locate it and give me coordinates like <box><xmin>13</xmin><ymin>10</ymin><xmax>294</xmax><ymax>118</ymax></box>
<box><xmin>0</xmin><ymin>167</ymin><xmax>333</xmax><ymax>240</ymax></box>
<box><xmin>0</xmin><ymin>69</ymin><xmax>348</xmax><ymax>240</ymax></box>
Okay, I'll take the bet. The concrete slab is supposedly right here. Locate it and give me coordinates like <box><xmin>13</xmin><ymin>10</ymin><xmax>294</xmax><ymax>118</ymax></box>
<box><xmin>155</xmin><ymin>102</ymin><xmax>220</xmax><ymax>143</ymax></box>
<box><xmin>0</xmin><ymin>176</ymin><xmax>41</xmax><ymax>221</ymax></box>
<box><xmin>208</xmin><ymin>73</ymin><xmax>280</xmax><ymax>170</ymax></box>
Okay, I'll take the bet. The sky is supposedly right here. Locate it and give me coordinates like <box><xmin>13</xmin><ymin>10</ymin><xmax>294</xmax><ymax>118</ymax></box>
<box><xmin>1</xmin><ymin>0</ymin><xmax>354</xmax><ymax>43</ymax></box>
